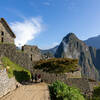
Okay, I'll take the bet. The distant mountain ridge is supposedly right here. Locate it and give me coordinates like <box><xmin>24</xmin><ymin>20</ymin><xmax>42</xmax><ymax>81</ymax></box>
<box><xmin>40</xmin><ymin>45</ymin><xmax>58</xmax><ymax>55</ymax></box>
<box><xmin>84</xmin><ymin>35</ymin><xmax>100</xmax><ymax>49</ymax></box>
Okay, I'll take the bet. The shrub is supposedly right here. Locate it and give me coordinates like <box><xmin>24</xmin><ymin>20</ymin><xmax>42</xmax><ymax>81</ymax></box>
<box><xmin>92</xmin><ymin>86</ymin><xmax>100</xmax><ymax>100</ymax></box>
<box><xmin>13</xmin><ymin>71</ymin><xmax>30</xmax><ymax>83</ymax></box>
<box><xmin>49</xmin><ymin>81</ymin><xmax>85</xmax><ymax>100</ymax></box>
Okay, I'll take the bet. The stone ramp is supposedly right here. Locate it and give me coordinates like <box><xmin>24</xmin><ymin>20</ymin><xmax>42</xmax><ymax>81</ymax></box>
<box><xmin>0</xmin><ymin>83</ymin><xmax>50</xmax><ymax>100</ymax></box>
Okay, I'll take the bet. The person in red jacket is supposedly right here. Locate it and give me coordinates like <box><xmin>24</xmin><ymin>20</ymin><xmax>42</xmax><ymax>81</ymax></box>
<box><xmin>38</xmin><ymin>74</ymin><xmax>41</xmax><ymax>82</ymax></box>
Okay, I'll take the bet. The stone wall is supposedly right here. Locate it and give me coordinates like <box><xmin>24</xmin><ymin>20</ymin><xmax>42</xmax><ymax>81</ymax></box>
<box><xmin>0</xmin><ymin>20</ymin><xmax>14</xmax><ymax>44</ymax></box>
<box><xmin>65</xmin><ymin>70</ymin><xmax>82</xmax><ymax>78</ymax></box>
<box><xmin>88</xmin><ymin>81</ymin><xmax>99</xmax><ymax>92</ymax></box>
<box><xmin>0</xmin><ymin>69</ymin><xmax>17</xmax><ymax>98</ymax></box>
<box><xmin>35</xmin><ymin>70</ymin><xmax>97</xmax><ymax>95</ymax></box>
<box><xmin>0</xmin><ymin>44</ymin><xmax>33</xmax><ymax>72</ymax></box>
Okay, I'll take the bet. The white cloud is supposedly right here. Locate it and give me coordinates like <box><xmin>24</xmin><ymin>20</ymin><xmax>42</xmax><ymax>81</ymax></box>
<box><xmin>10</xmin><ymin>17</ymin><xmax>43</xmax><ymax>47</ymax></box>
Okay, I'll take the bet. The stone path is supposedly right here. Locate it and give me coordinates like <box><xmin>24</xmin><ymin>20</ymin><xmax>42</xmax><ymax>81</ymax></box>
<box><xmin>0</xmin><ymin>83</ymin><xmax>50</xmax><ymax>100</ymax></box>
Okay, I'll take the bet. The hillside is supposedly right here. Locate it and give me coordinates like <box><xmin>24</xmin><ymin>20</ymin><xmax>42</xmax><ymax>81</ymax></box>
<box><xmin>84</xmin><ymin>35</ymin><xmax>100</xmax><ymax>49</ymax></box>
<box><xmin>34</xmin><ymin>58</ymin><xmax>80</xmax><ymax>74</ymax></box>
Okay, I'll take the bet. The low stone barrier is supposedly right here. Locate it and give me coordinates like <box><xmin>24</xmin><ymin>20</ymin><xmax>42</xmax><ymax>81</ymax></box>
<box><xmin>34</xmin><ymin>70</ymin><xmax>93</xmax><ymax>95</ymax></box>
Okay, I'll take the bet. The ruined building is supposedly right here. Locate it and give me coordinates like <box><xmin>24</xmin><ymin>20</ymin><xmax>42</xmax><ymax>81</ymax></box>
<box><xmin>0</xmin><ymin>18</ymin><xmax>16</xmax><ymax>44</ymax></box>
<box><xmin>0</xmin><ymin>18</ymin><xmax>42</xmax><ymax>62</ymax></box>
<box><xmin>22</xmin><ymin>45</ymin><xmax>42</xmax><ymax>62</ymax></box>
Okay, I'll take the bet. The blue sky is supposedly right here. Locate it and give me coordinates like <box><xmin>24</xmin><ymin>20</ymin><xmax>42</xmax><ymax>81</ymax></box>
<box><xmin>0</xmin><ymin>0</ymin><xmax>100</xmax><ymax>49</ymax></box>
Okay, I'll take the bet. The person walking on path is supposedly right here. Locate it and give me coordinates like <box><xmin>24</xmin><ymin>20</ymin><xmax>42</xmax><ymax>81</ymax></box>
<box><xmin>31</xmin><ymin>73</ymin><xmax>34</xmax><ymax>82</ymax></box>
<box><xmin>38</xmin><ymin>74</ymin><xmax>41</xmax><ymax>82</ymax></box>
<box><xmin>35</xmin><ymin>73</ymin><xmax>38</xmax><ymax>83</ymax></box>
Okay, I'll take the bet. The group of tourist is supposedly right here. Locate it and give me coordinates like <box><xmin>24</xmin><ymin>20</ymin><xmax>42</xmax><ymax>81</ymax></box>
<box><xmin>31</xmin><ymin>73</ymin><xmax>42</xmax><ymax>83</ymax></box>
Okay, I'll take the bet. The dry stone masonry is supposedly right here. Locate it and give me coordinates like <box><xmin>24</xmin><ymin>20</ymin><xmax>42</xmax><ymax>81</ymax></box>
<box><xmin>35</xmin><ymin>70</ymin><xmax>99</xmax><ymax>97</ymax></box>
<box><xmin>0</xmin><ymin>18</ymin><xmax>15</xmax><ymax>44</ymax></box>
<box><xmin>0</xmin><ymin>69</ymin><xmax>17</xmax><ymax>98</ymax></box>
<box><xmin>0</xmin><ymin>44</ymin><xmax>33</xmax><ymax>71</ymax></box>
<box><xmin>22</xmin><ymin>45</ymin><xmax>42</xmax><ymax>62</ymax></box>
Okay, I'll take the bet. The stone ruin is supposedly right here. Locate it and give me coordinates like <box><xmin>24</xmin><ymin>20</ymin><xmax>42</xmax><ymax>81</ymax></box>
<box><xmin>22</xmin><ymin>45</ymin><xmax>42</xmax><ymax>62</ymax></box>
<box><xmin>0</xmin><ymin>18</ymin><xmax>99</xmax><ymax>98</ymax></box>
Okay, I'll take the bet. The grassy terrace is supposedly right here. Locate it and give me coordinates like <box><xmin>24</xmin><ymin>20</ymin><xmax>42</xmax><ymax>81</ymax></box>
<box><xmin>34</xmin><ymin>58</ymin><xmax>80</xmax><ymax>74</ymax></box>
<box><xmin>1</xmin><ymin>57</ymin><xmax>31</xmax><ymax>82</ymax></box>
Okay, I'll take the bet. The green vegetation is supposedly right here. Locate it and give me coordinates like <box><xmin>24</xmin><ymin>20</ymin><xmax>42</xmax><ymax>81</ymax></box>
<box><xmin>13</xmin><ymin>70</ymin><xmax>30</xmax><ymax>83</ymax></box>
<box><xmin>1</xmin><ymin>57</ymin><xmax>31</xmax><ymax>83</ymax></box>
<box><xmin>92</xmin><ymin>86</ymin><xmax>100</xmax><ymax>100</ymax></box>
<box><xmin>0</xmin><ymin>42</ymin><xmax>15</xmax><ymax>45</ymax></box>
<box><xmin>34</xmin><ymin>58</ymin><xmax>79</xmax><ymax>74</ymax></box>
<box><xmin>16</xmin><ymin>49</ymin><xmax>24</xmax><ymax>53</ymax></box>
<box><xmin>49</xmin><ymin>81</ymin><xmax>85</xmax><ymax>100</ymax></box>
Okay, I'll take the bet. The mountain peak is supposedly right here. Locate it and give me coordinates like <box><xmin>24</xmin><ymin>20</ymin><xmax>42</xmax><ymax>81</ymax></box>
<box><xmin>67</xmin><ymin>32</ymin><xmax>76</xmax><ymax>36</ymax></box>
<box><xmin>65</xmin><ymin>33</ymin><xmax>77</xmax><ymax>38</ymax></box>
<box><xmin>63</xmin><ymin>33</ymin><xmax>78</xmax><ymax>43</ymax></box>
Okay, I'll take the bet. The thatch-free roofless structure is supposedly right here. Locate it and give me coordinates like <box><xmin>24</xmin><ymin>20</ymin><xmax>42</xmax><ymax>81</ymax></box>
<box><xmin>0</xmin><ymin>18</ymin><xmax>16</xmax><ymax>44</ymax></box>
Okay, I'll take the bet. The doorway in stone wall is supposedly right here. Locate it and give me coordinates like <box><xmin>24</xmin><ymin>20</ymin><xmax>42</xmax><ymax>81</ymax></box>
<box><xmin>1</xmin><ymin>37</ymin><xmax>4</xmax><ymax>43</ymax></box>
<box><xmin>31</xmin><ymin>54</ymin><xmax>32</xmax><ymax>61</ymax></box>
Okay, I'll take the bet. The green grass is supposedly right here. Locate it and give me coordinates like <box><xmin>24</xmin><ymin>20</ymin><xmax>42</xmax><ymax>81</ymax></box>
<box><xmin>1</xmin><ymin>57</ymin><xmax>31</xmax><ymax>79</ymax></box>
<box><xmin>16</xmin><ymin>49</ymin><xmax>24</xmax><ymax>53</ymax></box>
<box><xmin>0</xmin><ymin>42</ymin><xmax>15</xmax><ymax>45</ymax></box>
<box><xmin>34</xmin><ymin>58</ymin><xmax>80</xmax><ymax>74</ymax></box>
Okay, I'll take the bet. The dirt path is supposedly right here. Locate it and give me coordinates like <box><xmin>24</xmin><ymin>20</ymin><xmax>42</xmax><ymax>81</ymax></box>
<box><xmin>0</xmin><ymin>83</ymin><xmax>50</xmax><ymax>100</ymax></box>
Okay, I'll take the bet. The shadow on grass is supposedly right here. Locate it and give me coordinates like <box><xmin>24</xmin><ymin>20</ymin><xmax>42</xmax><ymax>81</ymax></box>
<box><xmin>13</xmin><ymin>70</ymin><xmax>30</xmax><ymax>83</ymax></box>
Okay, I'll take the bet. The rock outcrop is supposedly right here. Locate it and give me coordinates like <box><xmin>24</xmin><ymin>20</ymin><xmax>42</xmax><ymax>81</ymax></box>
<box><xmin>55</xmin><ymin>33</ymin><xmax>99</xmax><ymax>80</ymax></box>
<box><xmin>89</xmin><ymin>47</ymin><xmax>100</xmax><ymax>71</ymax></box>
